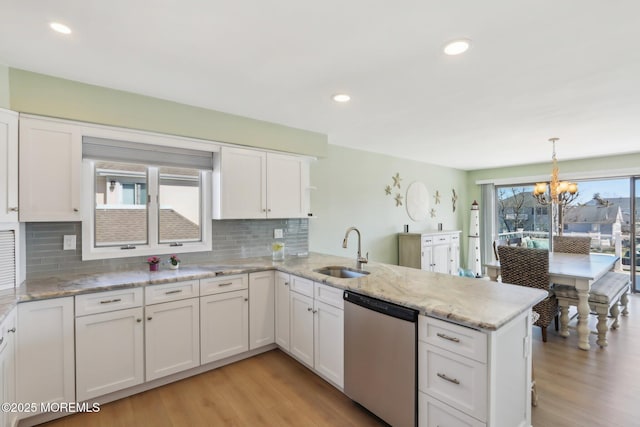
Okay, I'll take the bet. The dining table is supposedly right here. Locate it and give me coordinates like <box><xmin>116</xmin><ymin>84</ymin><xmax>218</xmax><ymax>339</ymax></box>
<box><xmin>484</xmin><ymin>252</ymin><xmax>618</xmax><ymax>350</ymax></box>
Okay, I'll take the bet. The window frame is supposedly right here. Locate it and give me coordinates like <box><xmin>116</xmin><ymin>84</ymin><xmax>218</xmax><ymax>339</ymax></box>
<box><xmin>82</xmin><ymin>158</ymin><xmax>212</xmax><ymax>260</ymax></box>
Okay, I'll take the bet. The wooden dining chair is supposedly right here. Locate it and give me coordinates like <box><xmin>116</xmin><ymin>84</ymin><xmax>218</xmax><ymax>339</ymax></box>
<box><xmin>498</xmin><ymin>246</ymin><xmax>557</xmax><ymax>342</ymax></box>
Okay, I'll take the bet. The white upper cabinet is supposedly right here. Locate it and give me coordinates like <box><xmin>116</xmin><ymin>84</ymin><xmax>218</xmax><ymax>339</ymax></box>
<box><xmin>0</xmin><ymin>109</ymin><xmax>18</xmax><ymax>222</ymax></box>
<box><xmin>19</xmin><ymin>116</ymin><xmax>82</xmax><ymax>221</ymax></box>
<box><xmin>213</xmin><ymin>146</ymin><xmax>310</xmax><ymax>219</ymax></box>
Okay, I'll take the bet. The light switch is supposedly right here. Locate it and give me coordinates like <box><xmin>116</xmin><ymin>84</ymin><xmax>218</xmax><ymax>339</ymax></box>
<box><xmin>63</xmin><ymin>235</ymin><xmax>76</xmax><ymax>250</ymax></box>
<box><xmin>274</xmin><ymin>229</ymin><xmax>284</xmax><ymax>239</ymax></box>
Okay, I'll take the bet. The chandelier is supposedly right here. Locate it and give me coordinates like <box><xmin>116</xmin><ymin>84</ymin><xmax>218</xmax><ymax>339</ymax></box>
<box><xmin>532</xmin><ymin>138</ymin><xmax>578</xmax><ymax>205</ymax></box>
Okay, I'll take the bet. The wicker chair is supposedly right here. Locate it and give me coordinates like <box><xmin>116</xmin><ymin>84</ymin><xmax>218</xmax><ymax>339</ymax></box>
<box><xmin>492</xmin><ymin>237</ymin><xmax>523</xmax><ymax>260</ymax></box>
<box><xmin>553</xmin><ymin>236</ymin><xmax>591</xmax><ymax>254</ymax></box>
<box><xmin>498</xmin><ymin>246</ymin><xmax>557</xmax><ymax>342</ymax></box>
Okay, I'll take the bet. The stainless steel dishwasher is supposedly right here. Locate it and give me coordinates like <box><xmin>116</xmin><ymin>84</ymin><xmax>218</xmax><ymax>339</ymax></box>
<box><xmin>343</xmin><ymin>290</ymin><xmax>418</xmax><ymax>427</ymax></box>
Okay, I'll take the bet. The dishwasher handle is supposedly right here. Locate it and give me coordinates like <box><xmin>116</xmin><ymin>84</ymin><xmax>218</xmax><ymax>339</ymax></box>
<box><xmin>344</xmin><ymin>291</ymin><xmax>418</xmax><ymax>322</ymax></box>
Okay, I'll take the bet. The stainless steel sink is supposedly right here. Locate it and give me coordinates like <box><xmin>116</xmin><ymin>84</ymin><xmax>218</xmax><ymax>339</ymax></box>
<box><xmin>314</xmin><ymin>266</ymin><xmax>370</xmax><ymax>279</ymax></box>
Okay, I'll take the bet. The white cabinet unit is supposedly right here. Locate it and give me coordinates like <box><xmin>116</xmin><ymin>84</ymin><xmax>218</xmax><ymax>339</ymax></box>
<box><xmin>144</xmin><ymin>279</ymin><xmax>200</xmax><ymax>381</ymax></box>
<box><xmin>0</xmin><ymin>308</ymin><xmax>17</xmax><ymax>427</ymax></box>
<box><xmin>274</xmin><ymin>272</ymin><xmax>291</xmax><ymax>351</ymax></box>
<box><xmin>398</xmin><ymin>231</ymin><xmax>462</xmax><ymax>275</ymax></box>
<box><xmin>75</xmin><ymin>288</ymin><xmax>144</xmax><ymax>401</ymax></box>
<box><xmin>213</xmin><ymin>146</ymin><xmax>309</xmax><ymax>219</ymax></box>
<box><xmin>200</xmin><ymin>274</ymin><xmax>249</xmax><ymax>364</ymax></box>
<box><xmin>18</xmin><ymin>116</ymin><xmax>82</xmax><ymax>221</ymax></box>
<box><xmin>287</xmin><ymin>275</ymin><xmax>344</xmax><ymax>389</ymax></box>
<box><xmin>16</xmin><ymin>297</ymin><xmax>75</xmax><ymax>412</ymax></box>
<box><xmin>249</xmin><ymin>271</ymin><xmax>275</xmax><ymax>350</ymax></box>
<box><xmin>0</xmin><ymin>109</ymin><xmax>18</xmax><ymax>222</ymax></box>
<box><xmin>418</xmin><ymin>313</ymin><xmax>532</xmax><ymax>427</ymax></box>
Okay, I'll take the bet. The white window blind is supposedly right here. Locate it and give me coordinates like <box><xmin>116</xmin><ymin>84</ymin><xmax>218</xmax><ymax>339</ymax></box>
<box><xmin>0</xmin><ymin>230</ymin><xmax>16</xmax><ymax>290</ymax></box>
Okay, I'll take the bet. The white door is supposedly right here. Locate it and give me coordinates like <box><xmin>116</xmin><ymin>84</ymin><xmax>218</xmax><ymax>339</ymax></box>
<box><xmin>200</xmin><ymin>290</ymin><xmax>249</xmax><ymax>364</ymax></box>
<box><xmin>249</xmin><ymin>271</ymin><xmax>275</xmax><ymax>350</ymax></box>
<box><xmin>145</xmin><ymin>298</ymin><xmax>200</xmax><ymax>381</ymax></box>
<box><xmin>432</xmin><ymin>244</ymin><xmax>451</xmax><ymax>274</ymax></box>
<box><xmin>216</xmin><ymin>146</ymin><xmax>266</xmax><ymax>219</ymax></box>
<box><xmin>0</xmin><ymin>109</ymin><xmax>18</xmax><ymax>222</ymax></box>
<box><xmin>16</xmin><ymin>298</ymin><xmax>75</xmax><ymax>409</ymax></box>
<box><xmin>75</xmin><ymin>307</ymin><xmax>144</xmax><ymax>401</ymax></box>
<box><xmin>274</xmin><ymin>272</ymin><xmax>291</xmax><ymax>351</ymax></box>
<box><xmin>19</xmin><ymin>117</ymin><xmax>82</xmax><ymax>221</ymax></box>
<box><xmin>266</xmin><ymin>152</ymin><xmax>305</xmax><ymax>218</ymax></box>
<box><xmin>314</xmin><ymin>300</ymin><xmax>344</xmax><ymax>388</ymax></box>
<box><xmin>289</xmin><ymin>291</ymin><xmax>314</xmax><ymax>368</ymax></box>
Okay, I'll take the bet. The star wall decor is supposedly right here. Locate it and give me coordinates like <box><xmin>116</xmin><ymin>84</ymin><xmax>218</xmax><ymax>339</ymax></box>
<box><xmin>434</xmin><ymin>190</ymin><xmax>441</xmax><ymax>204</ymax></box>
<box><xmin>384</xmin><ymin>185</ymin><xmax>392</xmax><ymax>195</ymax></box>
<box><xmin>394</xmin><ymin>193</ymin><xmax>403</xmax><ymax>207</ymax></box>
<box><xmin>430</xmin><ymin>208</ymin><xmax>436</xmax><ymax>218</ymax></box>
<box><xmin>451</xmin><ymin>188</ymin><xmax>458</xmax><ymax>212</ymax></box>
<box><xmin>392</xmin><ymin>173</ymin><xmax>402</xmax><ymax>189</ymax></box>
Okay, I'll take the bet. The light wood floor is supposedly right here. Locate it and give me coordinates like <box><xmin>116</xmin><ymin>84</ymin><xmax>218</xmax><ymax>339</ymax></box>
<box><xmin>41</xmin><ymin>294</ymin><xmax>639</xmax><ymax>427</ymax></box>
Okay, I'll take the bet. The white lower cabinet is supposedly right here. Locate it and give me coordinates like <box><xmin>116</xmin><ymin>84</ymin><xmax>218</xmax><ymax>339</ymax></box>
<box><xmin>16</xmin><ymin>297</ymin><xmax>75</xmax><ymax>415</ymax></box>
<box><xmin>0</xmin><ymin>308</ymin><xmax>17</xmax><ymax>427</ymax></box>
<box><xmin>145</xmin><ymin>298</ymin><xmax>200</xmax><ymax>381</ymax></box>
<box><xmin>200</xmin><ymin>274</ymin><xmax>249</xmax><ymax>364</ymax></box>
<box><xmin>75</xmin><ymin>302</ymin><xmax>144</xmax><ymax>401</ymax></box>
<box><xmin>274</xmin><ymin>272</ymin><xmax>291</xmax><ymax>350</ymax></box>
<box><xmin>418</xmin><ymin>313</ymin><xmax>531</xmax><ymax>427</ymax></box>
<box><xmin>287</xmin><ymin>276</ymin><xmax>344</xmax><ymax>389</ymax></box>
<box><xmin>249</xmin><ymin>271</ymin><xmax>275</xmax><ymax>350</ymax></box>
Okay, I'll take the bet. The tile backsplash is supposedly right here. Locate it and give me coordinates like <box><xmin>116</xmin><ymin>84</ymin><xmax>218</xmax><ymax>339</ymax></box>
<box><xmin>25</xmin><ymin>219</ymin><xmax>308</xmax><ymax>279</ymax></box>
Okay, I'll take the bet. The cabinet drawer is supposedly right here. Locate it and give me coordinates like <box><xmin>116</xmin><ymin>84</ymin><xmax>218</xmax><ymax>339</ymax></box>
<box><xmin>145</xmin><ymin>280</ymin><xmax>200</xmax><ymax>305</ymax></box>
<box><xmin>419</xmin><ymin>392</ymin><xmax>485</xmax><ymax>427</ymax></box>
<box><xmin>418</xmin><ymin>342</ymin><xmax>487</xmax><ymax>421</ymax></box>
<box><xmin>200</xmin><ymin>274</ymin><xmax>248</xmax><ymax>296</ymax></box>
<box><xmin>419</xmin><ymin>316</ymin><xmax>487</xmax><ymax>363</ymax></box>
<box><xmin>314</xmin><ymin>282</ymin><xmax>343</xmax><ymax>309</ymax></box>
<box><xmin>76</xmin><ymin>287</ymin><xmax>143</xmax><ymax>316</ymax></box>
<box><xmin>290</xmin><ymin>275</ymin><xmax>314</xmax><ymax>298</ymax></box>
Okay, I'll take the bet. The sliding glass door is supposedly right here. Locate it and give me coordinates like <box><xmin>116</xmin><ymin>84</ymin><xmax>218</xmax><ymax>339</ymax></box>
<box><xmin>634</xmin><ymin>178</ymin><xmax>639</xmax><ymax>292</ymax></box>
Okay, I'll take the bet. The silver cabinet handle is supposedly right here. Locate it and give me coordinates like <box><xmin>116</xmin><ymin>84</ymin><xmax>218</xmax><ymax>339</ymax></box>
<box><xmin>0</xmin><ymin>337</ymin><xmax>3</xmax><ymax>345</ymax></box>
<box><xmin>307</xmin><ymin>307</ymin><xmax>313</xmax><ymax>312</ymax></box>
<box><xmin>436</xmin><ymin>332</ymin><xmax>460</xmax><ymax>343</ymax></box>
<box><xmin>165</xmin><ymin>289</ymin><xmax>183</xmax><ymax>295</ymax></box>
<box><xmin>100</xmin><ymin>298</ymin><xmax>122</xmax><ymax>304</ymax></box>
<box><xmin>244</xmin><ymin>298</ymin><xmax>248</xmax><ymax>302</ymax></box>
<box><xmin>73</xmin><ymin>208</ymin><xmax>79</xmax><ymax>212</ymax></box>
<box><xmin>8</xmin><ymin>327</ymin><xmax>16</xmax><ymax>333</ymax></box>
<box><xmin>284</xmin><ymin>282</ymin><xmax>289</xmax><ymax>286</ymax></box>
<box><xmin>147</xmin><ymin>316</ymin><xmax>152</xmax><ymax>321</ymax></box>
<box><xmin>8</xmin><ymin>207</ymin><xmax>18</xmax><ymax>212</ymax></box>
<box><xmin>136</xmin><ymin>318</ymin><xmax>142</xmax><ymax>323</ymax></box>
<box><xmin>437</xmin><ymin>372</ymin><xmax>460</xmax><ymax>385</ymax></box>
<box><xmin>313</xmin><ymin>309</ymin><xmax>318</xmax><ymax>314</ymax></box>
<box><xmin>218</xmin><ymin>282</ymin><xmax>233</xmax><ymax>287</ymax></box>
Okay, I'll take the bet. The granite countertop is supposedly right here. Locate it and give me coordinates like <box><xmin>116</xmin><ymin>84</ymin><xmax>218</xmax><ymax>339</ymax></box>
<box><xmin>0</xmin><ymin>252</ymin><xmax>547</xmax><ymax>331</ymax></box>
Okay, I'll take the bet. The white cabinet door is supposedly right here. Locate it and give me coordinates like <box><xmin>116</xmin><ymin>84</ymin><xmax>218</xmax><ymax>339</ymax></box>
<box><xmin>432</xmin><ymin>244</ymin><xmax>451</xmax><ymax>274</ymax></box>
<box><xmin>16</xmin><ymin>298</ymin><xmax>75</xmax><ymax>410</ymax></box>
<box><xmin>214</xmin><ymin>146</ymin><xmax>266</xmax><ymax>219</ymax></box>
<box><xmin>249</xmin><ymin>271</ymin><xmax>275</xmax><ymax>350</ymax></box>
<box><xmin>19</xmin><ymin>116</ymin><xmax>82</xmax><ymax>221</ymax></box>
<box><xmin>289</xmin><ymin>291</ymin><xmax>314</xmax><ymax>368</ymax></box>
<box><xmin>422</xmin><ymin>245</ymin><xmax>434</xmax><ymax>271</ymax></box>
<box><xmin>313</xmin><ymin>300</ymin><xmax>344</xmax><ymax>388</ymax></box>
<box><xmin>200</xmin><ymin>290</ymin><xmax>249</xmax><ymax>364</ymax></box>
<box><xmin>145</xmin><ymin>298</ymin><xmax>200</xmax><ymax>381</ymax></box>
<box><xmin>450</xmin><ymin>235</ymin><xmax>461</xmax><ymax>275</ymax></box>
<box><xmin>0</xmin><ymin>308</ymin><xmax>16</xmax><ymax>427</ymax></box>
<box><xmin>75</xmin><ymin>307</ymin><xmax>144</xmax><ymax>401</ymax></box>
<box><xmin>0</xmin><ymin>109</ymin><xmax>18</xmax><ymax>222</ymax></box>
<box><xmin>266</xmin><ymin>152</ymin><xmax>305</xmax><ymax>218</ymax></box>
<box><xmin>274</xmin><ymin>272</ymin><xmax>291</xmax><ymax>351</ymax></box>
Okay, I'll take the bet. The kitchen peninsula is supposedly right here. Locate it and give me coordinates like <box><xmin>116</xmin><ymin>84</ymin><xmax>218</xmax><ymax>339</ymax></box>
<box><xmin>2</xmin><ymin>253</ymin><xmax>545</xmax><ymax>427</ymax></box>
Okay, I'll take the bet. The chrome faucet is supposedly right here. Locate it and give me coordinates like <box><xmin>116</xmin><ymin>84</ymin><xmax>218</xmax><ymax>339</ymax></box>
<box><xmin>342</xmin><ymin>226</ymin><xmax>368</xmax><ymax>269</ymax></box>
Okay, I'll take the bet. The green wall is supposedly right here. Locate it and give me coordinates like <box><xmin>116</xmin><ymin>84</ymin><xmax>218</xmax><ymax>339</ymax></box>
<box><xmin>8</xmin><ymin>68</ymin><xmax>327</xmax><ymax>158</ymax></box>
<box><xmin>0</xmin><ymin>65</ymin><xmax>9</xmax><ymax>109</ymax></box>
<box><xmin>310</xmin><ymin>145</ymin><xmax>469</xmax><ymax>266</ymax></box>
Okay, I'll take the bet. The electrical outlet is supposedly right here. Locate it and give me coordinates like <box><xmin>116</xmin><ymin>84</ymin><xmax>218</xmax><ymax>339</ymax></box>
<box><xmin>274</xmin><ymin>229</ymin><xmax>284</xmax><ymax>239</ymax></box>
<box><xmin>63</xmin><ymin>235</ymin><xmax>76</xmax><ymax>250</ymax></box>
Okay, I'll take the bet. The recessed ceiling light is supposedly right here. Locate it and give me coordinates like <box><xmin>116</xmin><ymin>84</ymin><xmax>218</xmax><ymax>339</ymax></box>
<box><xmin>332</xmin><ymin>93</ymin><xmax>351</xmax><ymax>103</ymax></box>
<box><xmin>443</xmin><ymin>39</ymin><xmax>471</xmax><ymax>56</ymax></box>
<box><xmin>50</xmin><ymin>22</ymin><xmax>72</xmax><ymax>35</ymax></box>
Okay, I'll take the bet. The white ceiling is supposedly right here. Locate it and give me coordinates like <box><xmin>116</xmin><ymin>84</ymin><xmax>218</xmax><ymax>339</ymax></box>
<box><xmin>2</xmin><ymin>1</ymin><xmax>640</xmax><ymax>170</ymax></box>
